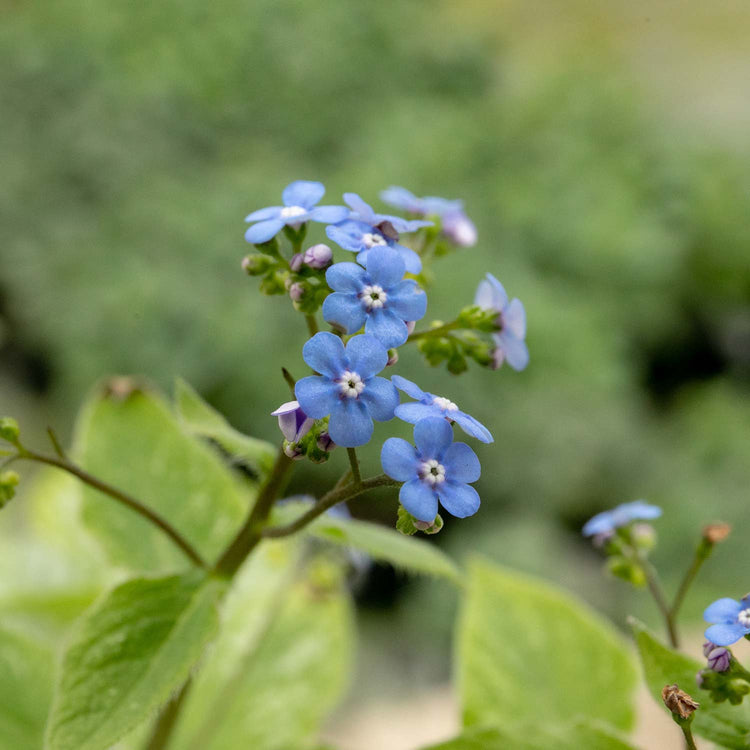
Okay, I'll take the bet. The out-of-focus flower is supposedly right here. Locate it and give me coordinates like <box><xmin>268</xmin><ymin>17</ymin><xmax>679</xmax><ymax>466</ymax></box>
<box><xmin>582</xmin><ymin>500</ymin><xmax>662</xmax><ymax>537</ymax></box>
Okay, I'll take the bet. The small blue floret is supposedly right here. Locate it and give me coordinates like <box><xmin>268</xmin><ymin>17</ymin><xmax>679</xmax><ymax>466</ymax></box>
<box><xmin>704</xmin><ymin>596</ymin><xmax>750</xmax><ymax>646</ymax></box>
<box><xmin>582</xmin><ymin>500</ymin><xmax>662</xmax><ymax>537</ymax></box>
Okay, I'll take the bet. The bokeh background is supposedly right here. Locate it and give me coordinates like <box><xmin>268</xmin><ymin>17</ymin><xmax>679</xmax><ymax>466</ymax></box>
<box><xmin>2</xmin><ymin>1</ymin><xmax>749</xmax><ymax>747</ymax></box>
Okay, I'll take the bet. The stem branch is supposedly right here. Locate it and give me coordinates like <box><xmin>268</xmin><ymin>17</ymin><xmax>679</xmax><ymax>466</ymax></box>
<box><xmin>347</xmin><ymin>447</ymin><xmax>361</xmax><ymax>486</ymax></box>
<box><xmin>406</xmin><ymin>320</ymin><xmax>459</xmax><ymax>344</ymax></box>
<box><xmin>304</xmin><ymin>314</ymin><xmax>319</xmax><ymax>337</ymax></box>
<box><xmin>670</xmin><ymin>541</ymin><xmax>712</xmax><ymax>623</ymax></box>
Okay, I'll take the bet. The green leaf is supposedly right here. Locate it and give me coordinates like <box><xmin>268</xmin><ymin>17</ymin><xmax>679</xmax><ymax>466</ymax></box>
<box><xmin>458</xmin><ymin>559</ymin><xmax>637</xmax><ymax>731</ymax></box>
<box><xmin>0</xmin><ymin>623</ymin><xmax>54</xmax><ymax>749</ymax></box>
<box><xmin>45</xmin><ymin>571</ymin><xmax>222</xmax><ymax>750</ymax></box>
<box><xmin>175</xmin><ymin>378</ymin><xmax>276</xmax><ymax>476</ymax></box>
<box><xmin>631</xmin><ymin>618</ymin><xmax>750</xmax><ymax>748</ymax></box>
<box><xmin>309</xmin><ymin>514</ymin><xmax>461</xmax><ymax>584</ymax></box>
<box><xmin>76</xmin><ymin>385</ymin><xmax>249</xmax><ymax>571</ymax></box>
<box><xmin>171</xmin><ymin>542</ymin><xmax>354</xmax><ymax>750</ymax></box>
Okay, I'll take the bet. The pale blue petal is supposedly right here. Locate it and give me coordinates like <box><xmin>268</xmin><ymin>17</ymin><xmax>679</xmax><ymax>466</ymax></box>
<box><xmin>394</xmin><ymin>402</ymin><xmax>439</xmax><ymax>424</ymax></box>
<box><xmin>245</xmin><ymin>219</ymin><xmax>285</xmax><ymax>244</ymax></box>
<box><xmin>283</xmin><ymin>180</ymin><xmax>325</xmax><ymax>209</ymax></box>
<box><xmin>400</xmin><ymin>479</ymin><xmax>438</xmax><ymax>522</ymax></box>
<box><xmin>442</xmin><ymin>443</ymin><xmax>481</xmax><ymax>483</ymax></box>
<box><xmin>485</xmin><ymin>273</ymin><xmax>509</xmax><ymax>309</ymax></box>
<box><xmin>504</xmin><ymin>298</ymin><xmax>526</xmax><ymax>339</ymax></box>
<box><xmin>381</xmin><ymin>438</ymin><xmax>418</xmax><ymax>481</ymax></box>
<box><xmin>582</xmin><ymin>511</ymin><xmax>616</xmax><ymax>537</ymax></box>
<box><xmin>310</xmin><ymin>205</ymin><xmax>350</xmax><ymax>223</ymax></box>
<box><xmin>437</xmin><ymin>481</ymin><xmax>480</xmax><ymax>518</ymax></box>
<box><xmin>325</xmin><ymin>262</ymin><xmax>367</xmax><ymax>292</ymax></box>
<box><xmin>386</xmin><ymin>281</ymin><xmax>427</xmax><ymax>322</ymax></box>
<box><xmin>613</xmin><ymin>500</ymin><xmax>662</xmax><ymax>523</ymax></box>
<box><xmin>344</xmin><ymin>193</ymin><xmax>376</xmax><ymax>223</ymax></box>
<box><xmin>452</xmin><ymin>411</ymin><xmax>493</xmax><ymax>444</ymax></box>
<box><xmin>322</xmin><ymin>293</ymin><xmax>367</xmax><ymax>333</ymax></box>
<box><xmin>391</xmin><ymin>243</ymin><xmax>422</xmax><ymax>274</ymax></box>
<box><xmin>497</xmin><ymin>332</ymin><xmax>529</xmax><ymax>372</ymax></box>
<box><xmin>365</xmin><ymin>309</ymin><xmax>409</xmax><ymax>349</ymax></box>
<box><xmin>390</xmin><ymin>217</ymin><xmax>433</xmax><ymax>233</ymax></box>
<box><xmin>704</xmin><ymin>598</ymin><xmax>743</xmax><ymax>624</ymax></box>
<box><xmin>302</xmin><ymin>332</ymin><xmax>346</xmax><ymax>378</ymax></box>
<box><xmin>328</xmin><ymin>398</ymin><xmax>373</xmax><ymax>447</ymax></box>
<box><xmin>295</xmin><ymin>376</ymin><xmax>339</xmax><ymax>419</ymax></box>
<box><xmin>414</xmin><ymin>417</ymin><xmax>453</xmax><ymax>459</ymax></box>
<box><xmin>345</xmin><ymin>334</ymin><xmax>387</xmax><ymax>379</ymax></box>
<box><xmin>365</xmin><ymin>246</ymin><xmax>405</xmax><ymax>288</ymax></box>
<box><xmin>474</xmin><ymin>278</ymin><xmax>496</xmax><ymax>310</ymax></box>
<box><xmin>391</xmin><ymin>375</ymin><xmax>429</xmax><ymax>401</ymax></box>
<box><xmin>380</xmin><ymin>186</ymin><xmax>421</xmax><ymax>212</ymax></box>
<box><xmin>705</xmin><ymin>622</ymin><xmax>748</xmax><ymax>647</ymax></box>
<box><xmin>245</xmin><ymin>206</ymin><xmax>281</xmax><ymax>222</ymax></box>
<box><xmin>327</xmin><ymin>222</ymin><xmax>366</xmax><ymax>253</ymax></box>
<box><xmin>360</xmin><ymin>376</ymin><xmax>398</xmax><ymax>421</ymax></box>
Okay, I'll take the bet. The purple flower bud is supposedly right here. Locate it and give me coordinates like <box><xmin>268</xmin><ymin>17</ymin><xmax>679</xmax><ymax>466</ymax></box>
<box><xmin>703</xmin><ymin>640</ymin><xmax>718</xmax><ymax>658</ymax></box>
<box><xmin>387</xmin><ymin>348</ymin><xmax>399</xmax><ymax>367</ymax></box>
<box><xmin>442</xmin><ymin>211</ymin><xmax>477</xmax><ymax>247</ymax></box>
<box><xmin>271</xmin><ymin>400</ymin><xmax>314</xmax><ymax>443</ymax></box>
<box><xmin>289</xmin><ymin>253</ymin><xmax>304</xmax><ymax>272</ymax></box>
<box><xmin>303</xmin><ymin>243</ymin><xmax>333</xmax><ymax>269</ymax></box>
<box><xmin>696</xmin><ymin>669</ymin><xmax>705</xmax><ymax>688</ymax></box>
<box><xmin>288</xmin><ymin>282</ymin><xmax>305</xmax><ymax>302</ymax></box>
<box><xmin>316</xmin><ymin>431</ymin><xmax>335</xmax><ymax>452</ymax></box>
<box><xmin>405</xmin><ymin>321</ymin><xmax>416</xmax><ymax>336</ymax></box>
<box><xmin>707</xmin><ymin>647</ymin><xmax>731</xmax><ymax>672</ymax></box>
<box><xmin>489</xmin><ymin>346</ymin><xmax>504</xmax><ymax>370</ymax></box>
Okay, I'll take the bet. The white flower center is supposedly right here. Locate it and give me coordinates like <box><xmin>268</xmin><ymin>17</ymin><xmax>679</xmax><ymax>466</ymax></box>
<box><xmin>432</xmin><ymin>396</ymin><xmax>458</xmax><ymax>412</ymax></box>
<box><xmin>337</xmin><ymin>370</ymin><xmax>365</xmax><ymax>399</ymax></box>
<box><xmin>362</xmin><ymin>232</ymin><xmax>387</xmax><ymax>248</ymax></box>
<box><xmin>419</xmin><ymin>459</ymin><xmax>446</xmax><ymax>486</ymax></box>
<box><xmin>280</xmin><ymin>205</ymin><xmax>307</xmax><ymax>220</ymax></box>
<box><xmin>738</xmin><ymin>609</ymin><xmax>750</xmax><ymax>627</ymax></box>
<box><xmin>361</xmin><ymin>284</ymin><xmax>387</xmax><ymax>310</ymax></box>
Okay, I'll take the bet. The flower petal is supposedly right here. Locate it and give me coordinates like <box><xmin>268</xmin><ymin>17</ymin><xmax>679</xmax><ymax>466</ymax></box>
<box><xmin>283</xmin><ymin>180</ymin><xmax>325</xmax><ymax>210</ymax></box>
<box><xmin>582</xmin><ymin>511</ymin><xmax>615</xmax><ymax>537</ymax></box>
<box><xmin>294</xmin><ymin>376</ymin><xmax>339</xmax><ymax>420</ymax></box>
<box><xmin>302</xmin><ymin>332</ymin><xmax>346</xmax><ymax>378</ymax></box>
<box><xmin>309</xmin><ymin>205</ymin><xmax>350</xmax><ymax>224</ymax></box>
<box><xmin>365</xmin><ymin>246</ymin><xmax>405</xmax><ymax>289</ymax></box>
<box><xmin>399</xmin><ymin>479</ymin><xmax>438</xmax><ymax>522</ymax></box>
<box><xmin>391</xmin><ymin>243</ymin><xmax>422</xmax><ymax>274</ymax></box>
<box><xmin>360</xmin><ymin>376</ymin><xmax>398</xmax><ymax>421</ymax></box>
<box><xmin>452</xmin><ymin>411</ymin><xmax>493</xmax><ymax>444</ymax></box>
<box><xmin>414</xmin><ymin>417</ymin><xmax>453</xmax><ymax>460</ymax></box>
<box><xmin>442</xmin><ymin>442</ymin><xmax>481</xmax><ymax>483</ymax></box>
<box><xmin>343</xmin><ymin>193</ymin><xmax>376</xmax><ymax>223</ymax></box>
<box><xmin>327</xmin><ymin>222</ymin><xmax>366</xmax><ymax>253</ymax></box>
<box><xmin>365</xmin><ymin>309</ymin><xmax>409</xmax><ymax>349</ymax></box>
<box><xmin>496</xmin><ymin>332</ymin><xmax>529</xmax><ymax>372</ymax></box>
<box><xmin>322</xmin><ymin>293</ymin><xmax>367</xmax><ymax>334</ymax></box>
<box><xmin>328</xmin><ymin>398</ymin><xmax>373</xmax><ymax>447</ymax></box>
<box><xmin>394</xmin><ymin>402</ymin><xmax>437</xmax><ymax>425</ymax></box>
<box><xmin>245</xmin><ymin>206</ymin><xmax>282</xmax><ymax>222</ymax></box>
<box><xmin>705</xmin><ymin>622</ymin><xmax>748</xmax><ymax>647</ymax></box>
<box><xmin>381</xmin><ymin>438</ymin><xmax>418</xmax><ymax>481</ymax></box>
<box><xmin>345</xmin><ymin>334</ymin><xmax>388</xmax><ymax>380</ymax></box>
<box><xmin>270</xmin><ymin>400</ymin><xmax>300</xmax><ymax>416</ymax></box>
<box><xmin>245</xmin><ymin>219</ymin><xmax>285</xmax><ymax>244</ymax></box>
<box><xmin>391</xmin><ymin>375</ymin><xmax>429</xmax><ymax>401</ymax></box>
<box><xmin>475</xmin><ymin>273</ymin><xmax>508</xmax><ymax>311</ymax></box>
<box><xmin>437</xmin><ymin>480</ymin><xmax>480</xmax><ymax>518</ymax></box>
<box><xmin>704</xmin><ymin>598</ymin><xmax>743</xmax><ymax>624</ymax></box>
<box><xmin>504</xmin><ymin>298</ymin><xmax>526</xmax><ymax>339</ymax></box>
<box><xmin>325</xmin><ymin>262</ymin><xmax>368</xmax><ymax>292</ymax></box>
<box><xmin>386</xmin><ymin>281</ymin><xmax>427</xmax><ymax>322</ymax></box>
<box><xmin>380</xmin><ymin>186</ymin><xmax>421</xmax><ymax>212</ymax></box>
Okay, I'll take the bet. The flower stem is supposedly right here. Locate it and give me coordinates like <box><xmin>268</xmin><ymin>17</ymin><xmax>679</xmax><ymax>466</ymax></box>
<box><xmin>305</xmin><ymin>314</ymin><xmax>319</xmax><ymax>337</ymax></box>
<box><xmin>407</xmin><ymin>320</ymin><xmax>459</xmax><ymax>343</ymax></box>
<box><xmin>15</xmin><ymin>447</ymin><xmax>207</xmax><ymax>569</ymax></box>
<box><xmin>281</xmin><ymin>367</ymin><xmax>297</xmax><ymax>397</ymax></box>
<box><xmin>636</xmin><ymin>550</ymin><xmax>679</xmax><ymax>648</ymax></box>
<box><xmin>144</xmin><ymin>679</ymin><xmax>192</xmax><ymax>750</ymax></box>
<box><xmin>347</xmin><ymin>447</ymin><xmax>361</xmax><ymax>486</ymax></box>
<box><xmin>680</xmin><ymin>723</ymin><xmax>698</xmax><ymax>750</ymax></box>
<box><xmin>670</xmin><ymin>539</ymin><xmax>713</xmax><ymax>624</ymax></box>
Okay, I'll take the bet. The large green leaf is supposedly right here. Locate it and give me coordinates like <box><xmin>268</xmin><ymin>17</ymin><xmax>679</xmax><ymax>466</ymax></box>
<box><xmin>45</xmin><ymin>571</ymin><xmax>222</xmax><ymax>750</ymax></box>
<box><xmin>174</xmin><ymin>378</ymin><xmax>276</xmax><ymax>476</ymax></box>
<box><xmin>631</xmin><ymin>619</ymin><xmax>750</xmax><ymax>748</ymax></box>
<box><xmin>458</xmin><ymin>559</ymin><xmax>637</xmax><ymax>731</ymax></box>
<box><xmin>76</xmin><ymin>385</ymin><xmax>249</xmax><ymax>571</ymax></box>
<box><xmin>0</xmin><ymin>623</ymin><xmax>54</xmax><ymax>750</ymax></box>
<box><xmin>171</xmin><ymin>541</ymin><xmax>354</xmax><ymax>750</ymax></box>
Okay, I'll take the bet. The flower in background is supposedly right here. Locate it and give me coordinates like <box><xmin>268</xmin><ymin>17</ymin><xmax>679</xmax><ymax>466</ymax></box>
<box><xmin>381</xmin><ymin>417</ymin><xmax>481</xmax><ymax>522</ymax></box>
<box><xmin>391</xmin><ymin>375</ymin><xmax>493</xmax><ymax>443</ymax></box>
<box><xmin>322</xmin><ymin>246</ymin><xmax>427</xmax><ymax>349</ymax></box>
<box><xmin>474</xmin><ymin>273</ymin><xmax>529</xmax><ymax>371</ymax></box>
<box><xmin>295</xmin><ymin>332</ymin><xmax>398</xmax><ymax>447</ymax></box>
<box><xmin>245</xmin><ymin>181</ymin><xmax>348</xmax><ymax>244</ymax></box>
<box><xmin>326</xmin><ymin>193</ymin><xmax>431</xmax><ymax>274</ymax></box>
<box><xmin>704</xmin><ymin>596</ymin><xmax>750</xmax><ymax>646</ymax></box>
<box><xmin>582</xmin><ymin>500</ymin><xmax>662</xmax><ymax>537</ymax></box>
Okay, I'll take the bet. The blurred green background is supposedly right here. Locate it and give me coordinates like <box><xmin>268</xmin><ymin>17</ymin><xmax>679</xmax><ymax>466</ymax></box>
<box><xmin>1</xmin><ymin>0</ymin><xmax>749</xmax><ymax>739</ymax></box>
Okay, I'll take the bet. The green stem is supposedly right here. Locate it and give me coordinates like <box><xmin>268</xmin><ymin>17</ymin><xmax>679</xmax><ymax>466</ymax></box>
<box><xmin>305</xmin><ymin>314</ymin><xmax>319</xmax><ymax>337</ymax></box>
<box><xmin>16</xmin><ymin>448</ymin><xmax>207</xmax><ymax>569</ymax></box>
<box><xmin>670</xmin><ymin>540</ymin><xmax>713</xmax><ymax>623</ymax></box>
<box><xmin>213</xmin><ymin>448</ymin><xmax>294</xmax><ymax>577</ymax></box>
<box><xmin>144</xmin><ymin>679</ymin><xmax>192</xmax><ymax>750</ymax></box>
<box><xmin>680</xmin><ymin>723</ymin><xmax>698</xmax><ymax>750</ymax></box>
<box><xmin>635</xmin><ymin>549</ymin><xmax>679</xmax><ymax>649</ymax></box>
<box><xmin>281</xmin><ymin>367</ymin><xmax>297</xmax><ymax>397</ymax></box>
<box><xmin>406</xmin><ymin>320</ymin><xmax>459</xmax><ymax>344</ymax></box>
<box><xmin>262</xmin><ymin>474</ymin><xmax>400</xmax><ymax>538</ymax></box>
<box><xmin>347</xmin><ymin>447</ymin><xmax>361</xmax><ymax>486</ymax></box>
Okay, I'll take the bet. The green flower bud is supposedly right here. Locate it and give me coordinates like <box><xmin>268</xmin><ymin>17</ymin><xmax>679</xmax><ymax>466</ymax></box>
<box><xmin>0</xmin><ymin>417</ymin><xmax>20</xmax><ymax>445</ymax></box>
<box><xmin>606</xmin><ymin>555</ymin><xmax>646</xmax><ymax>587</ymax></box>
<box><xmin>456</xmin><ymin>304</ymin><xmax>499</xmax><ymax>332</ymax></box>
<box><xmin>259</xmin><ymin>270</ymin><xmax>288</xmax><ymax>296</ymax></box>
<box><xmin>447</xmin><ymin>350</ymin><xmax>468</xmax><ymax>375</ymax></box>
<box><xmin>396</xmin><ymin>505</ymin><xmax>443</xmax><ymax>535</ymax></box>
<box><xmin>242</xmin><ymin>254</ymin><xmax>275</xmax><ymax>276</ymax></box>
<box><xmin>254</xmin><ymin>236</ymin><xmax>280</xmax><ymax>256</ymax></box>
<box><xmin>0</xmin><ymin>470</ymin><xmax>19</xmax><ymax>508</ymax></box>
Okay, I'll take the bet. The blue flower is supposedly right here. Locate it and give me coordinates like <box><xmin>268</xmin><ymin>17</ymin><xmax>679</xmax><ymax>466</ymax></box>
<box><xmin>391</xmin><ymin>375</ymin><xmax>493</xmax><ymax>444</ymax></box>
<box><xmin>326</xmin><ymin>193</ymin><xmax>431</xmax><ymax>274</ymax></box>
<box><xmin>582</xmin><ymin>500</ymin><xmax>662</xmax><ymax>537</ymax></box>
<box><xmin>295</xmin><ymin>332</ymin><xmax>398</xmax><ymax>447</ymax></box>
<box><xmin>474</xmin><ymin>273</ymin><xmax>529</xmax><ymax>372</ymax></box>
<box><xmin>322</xmin><ymin>246</ymin><xmax>427</xmax><ymax>349</ymax></box>
<box><xmin>381</xmin><ymin>417</ymin><xmax>481</xmax><ymax>522</ymax></box>
<box><xmin>704</xmin><ymin>597</ymin><xmax>750</xmax><ymax>646</ymax></box>
<box><xmin>245</xmin><ymin>181</ymin><xmax>349</xmax><ymax>244</ymax></box>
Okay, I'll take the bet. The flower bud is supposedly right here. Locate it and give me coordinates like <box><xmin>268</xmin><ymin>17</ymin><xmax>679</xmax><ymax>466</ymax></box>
<box><xmin>386</xmin><ymin>349</ymin><xmax>399</xmax><ymax>367</ymax></box>
<box><xmin>288</xmin><ymin>282</ymin><xmax>306</xmax><ymax>302</ymax></box>
<box><xmin>703</xmin><ymin>522</ymin><xmax>731</xmax><ymax>545</ymax></box>
<box><xmin>703</xmin><ymin>640</ymin><xmax>718</xmax><ymax>658</ymax></box>
<box><xmin>259</xmin><ymin>270</ymin><xmax>288</xmax><ymax>295</ymax></box>
<box><xmin>442</xmin><ymin>211</ymin><xmax>477</xmax><ymax>247</ymax></box>
<box><xmin>316</xmin><ymin>432</ymin><xmax>335</xmax><ymax>452</ymax></box>
<box><xmin>0</xmin><ymin>470</ymin><xmax>19</xmax><ymax>508</ymax></box>
<box><xmin>707</xmin><ymin>647</ymin><xmax>731</xmax><ymax>673</ymax></box>
<box><xmin>405</xmin><ymin>321</ymin><xmax>416</xmax><ymax>336</ymax></box>
<box><xmin>662</xmin><ymin>684</ymin><xmax>699</xmax><ymax>720</ymax></box>
<box><xmin>631</xmin><ymin>522</ymin><xmax>657</xmax><ymax>551</ymax></box>
<box><xmin>289</xmin><ymin>253</ymin><xmax>304</xmax><ymax>272</ymax></box>
<box><xmin>271</xmin><ymin>400</ymin><xmax>313</xmax><ymax>443</ymax></box>
<box><xmin>283</xmin><ymin>441</ymin><xmax>306</xmax><ymax>460</ymax></box>
<box><xmin>0</xmin><ymin>417</ymin><xmax>20</xmax><ymax>445</ymax></box>
<box><xmin>489</xmin><ymin>347</ymin><xmax>504</xmax><ymax>371</ymax></box>
<box><xmin>242</xmin><ymin>254</ymin><xmax>274</xmax><ymax>276</ymax></box>
<box><xmin>303</xmin><ymin>243</ymin><xmax>333</xmax><ymax>269</ymax></box>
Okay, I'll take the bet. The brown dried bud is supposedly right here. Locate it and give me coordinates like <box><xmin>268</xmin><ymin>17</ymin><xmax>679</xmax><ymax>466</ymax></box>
<box><xmin>703</xmin><ymin>522</ymin><xmax>731</xmax><ymax>544</ymax></box>
<box><xmin>662</xmin><ymin>684</ymin><xmax>699</xmax><ymax>719</ymax></box>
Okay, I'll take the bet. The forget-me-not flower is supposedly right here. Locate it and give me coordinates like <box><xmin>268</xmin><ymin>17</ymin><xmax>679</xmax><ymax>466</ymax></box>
<box><xmin>245</xmin><ymin>181</ymin><xmax>348</xmax><ymax>244</ymax></box>
<box><xmin>704</xmin><ymin>596</ymin><xmax>750</xmax><ymax>647</ymax></box>
<box><xmin>322</xmin><ymin>246</ymin><xmax>427</xmax><ymax>349</ymax></box>
<box><xmin>474</xmin><ymin>273</ymin><xmax>529</xmax><ymax>372</ymax></box>
<box><xmin>271</xmin><ymin>400</ymin><xmax>313</xmax><ymax>443</ymax></box>
<box><xmin>295</xmin><ymin>332</ymin><xmax>398</xmax><ymax>447</ymax></box>
<box><xmin>582</xmin><ymin>500</ymin><xmax>662</xmax><ymax>537</ymax></box>
<box><xmin>391</xmin><ymin>375</ymin><xmax>493</xmax><ymax>443</ymax></box>
<box><xmin>326</xmin><ymin>193</ymin><xmax>431</xmax><ymax>274</ymax></box>
<box><xmin>381</xmin><ymin>417</ymin><xmax>481</xmax><ymax>522</ymax></box>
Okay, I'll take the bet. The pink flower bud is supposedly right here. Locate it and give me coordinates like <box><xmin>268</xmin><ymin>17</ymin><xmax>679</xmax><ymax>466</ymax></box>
<box><xmin>387</xmin><ymin>349</ymin><xmax>399</xmax><ymax>366</ymax></box>
<box><xmin>289</xmin><ymin>253</ymin><xmax>304</xmax><ymax>272</ymax></box>
<box><xmin>303</xmin><ymin>243</ymin><xmax>333</xmax><ymax>269</ymax></box>
<box><xmin>288</xmin><ymin>282</ymin><xmax>305</xmax><ymax>302</ymax></box>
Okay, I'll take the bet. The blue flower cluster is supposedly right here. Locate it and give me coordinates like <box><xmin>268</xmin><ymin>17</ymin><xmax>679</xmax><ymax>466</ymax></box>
<box><xmin>248</xmin><ymin>180</ymin><xmax>530</xmax><ymax>527</ymax></box>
